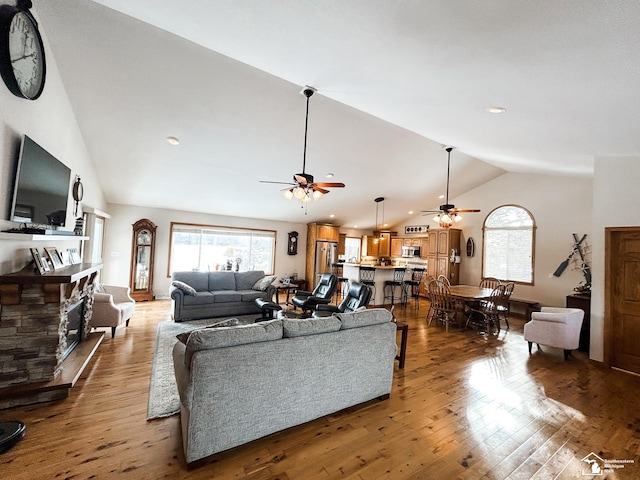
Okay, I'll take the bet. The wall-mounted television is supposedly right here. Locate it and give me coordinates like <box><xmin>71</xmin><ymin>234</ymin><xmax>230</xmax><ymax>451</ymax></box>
<box><xmin>9</xmin><ymin>135</ymin><xmax>71</xmax><ymax>227</ymax></box>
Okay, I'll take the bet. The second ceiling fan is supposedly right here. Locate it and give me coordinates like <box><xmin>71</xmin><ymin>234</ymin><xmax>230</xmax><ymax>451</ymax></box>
<box><xmin>421</xmin><ymin>146</ymin><xmax>480</xmax><ymax>228</ymax></box>
<box><xmin>259</xmin><ymin>86</ymin><xmax>344</xmax><ymax>203</ymax></box>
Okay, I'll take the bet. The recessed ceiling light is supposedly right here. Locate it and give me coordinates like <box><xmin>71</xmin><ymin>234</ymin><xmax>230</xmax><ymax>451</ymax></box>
<box><xmin>353</xmin><ymin>225</ymin><xmax>358</xmax><ymax>228</ymax></box>
<box><xmin>438</xmin><ymin>194</ymin><xmax>445</xmax><ymax>199</ymax></box>
<box><xmin>486</xmin><ymin>107</ymin><xmax>506</xmax><ymax>114</ymax></box>
<box><xmin>166</xmin><ymin>136</ymin><xmax>180</xmax><ymax>145</ymax></box>
<box><xmin>326</xmin><ymin>173</ymin><xmax>334</xmax><ymax>178</ymax></box>
<box><xmin>408</xmin><ymin>210</ymin><xmax>414</xmax><ymax>215</ymax></box>
<box><xmin>329</xmin><ymin>214</ymin><xmax>335</xmax><ymax>218</ymax></box>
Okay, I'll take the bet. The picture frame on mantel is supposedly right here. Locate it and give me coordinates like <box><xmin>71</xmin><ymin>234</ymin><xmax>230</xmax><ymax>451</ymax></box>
<box><xmin>45</xmin><ymin>247</ymin><xmax>63</xmax><ymax>270</ymax></box>
<box><xmin>30</xmin><ymin>248</ymin><xmax>49</xmax><ymax>274</ymax></box>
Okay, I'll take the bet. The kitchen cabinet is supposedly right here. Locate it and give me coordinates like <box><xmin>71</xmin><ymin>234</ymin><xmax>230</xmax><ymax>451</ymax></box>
<box><xmin>420</xmin><ymin>237</ymin><xmax>429</xmax><ymax>258</ymax></box>
<box><xmin>314</xmin><ymin>223</ymin><xmax>339</xmax><ymax>242</ymax></box>
<box><xmin>391</xmin><ymin>237</ymin><xmax>427</xmax><ymax>258</ymax></box>
<box><xmin>338</xmin><ymin>233</ymin><xmax>346</xmax><ymax>256</ymax></box>
<box><xmin>390</xmin><ymin>238</ymin><xmax>403</xmax><ymax>257</ymax></box>
<box><xmin>368</xmin><ymin>231</ymin><xmax>395</xmax><ymax>257</ymax></box>
<box><xmin>426</xmin><ymin>229</ymin><xmax>461</xmax><ymax>285</ymax></box>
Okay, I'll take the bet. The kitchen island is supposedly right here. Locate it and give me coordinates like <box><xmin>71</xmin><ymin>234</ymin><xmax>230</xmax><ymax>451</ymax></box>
<box><xmin>342</xmin><ymin>262</ymin><xmax>427</xmax><ymax>307</ymax></box>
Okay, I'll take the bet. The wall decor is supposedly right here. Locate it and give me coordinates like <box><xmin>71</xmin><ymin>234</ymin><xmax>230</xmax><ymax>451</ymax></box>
<box><xmin>466</xmin><ymin>237</ymin><xmax>475</xmax><ymax>257</ymax></box>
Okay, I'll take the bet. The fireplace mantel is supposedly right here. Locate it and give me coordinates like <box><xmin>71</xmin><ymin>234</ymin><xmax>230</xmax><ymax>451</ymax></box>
<box><xmin>0</xmin><ymin>263</ymin><xmax>103</xmax><ymax>409</ymax></box>
<box><xmin>0</xmin><ymin>263</ymin><xmax>103</xmax><ymax>304</ymax></box>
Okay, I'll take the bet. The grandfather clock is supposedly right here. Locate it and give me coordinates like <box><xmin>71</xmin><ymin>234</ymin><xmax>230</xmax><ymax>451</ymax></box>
<box><xmin>130</xmin><ymin>219</ymin><xmax>156</xmax><ymax>301</ymax></box>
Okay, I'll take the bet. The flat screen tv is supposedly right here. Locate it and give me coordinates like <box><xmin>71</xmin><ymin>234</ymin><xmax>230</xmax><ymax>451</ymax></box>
<box><xmin>9</xmin><ymin>135</ymin><xmax>71</xmax><ymax>227</ymax></box>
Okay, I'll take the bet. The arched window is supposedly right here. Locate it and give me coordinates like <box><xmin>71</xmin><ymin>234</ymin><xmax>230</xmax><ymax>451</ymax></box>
<box><xmin>482</xmin><ymin>205</ymin><xmax>535</xmax><ymax>284</ymax></box>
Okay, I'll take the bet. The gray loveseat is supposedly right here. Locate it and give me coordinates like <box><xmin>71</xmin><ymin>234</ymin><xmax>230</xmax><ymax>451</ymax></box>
<box><xmin>170</xmin><ymin>270</ymin><xmax>275</xmax><ymax>322</ymax></box>
<box><xmin>172</xmin><ymin>308</ymin><xmax>397</xmax><ymax>465</ymax></box>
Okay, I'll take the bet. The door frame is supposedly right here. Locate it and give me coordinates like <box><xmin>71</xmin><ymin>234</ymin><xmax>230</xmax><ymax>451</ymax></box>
<box><xmin>603</xmin><ymin>226</ymin><xmax>640</xmax><ymax>369</ymax></box>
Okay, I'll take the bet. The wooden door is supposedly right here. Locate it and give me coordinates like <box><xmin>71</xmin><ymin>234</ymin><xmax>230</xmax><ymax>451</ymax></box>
<box><xmin>607</xmin><ymin>227</ymin><xmax>640</xmax><ymax>374</ymax></box>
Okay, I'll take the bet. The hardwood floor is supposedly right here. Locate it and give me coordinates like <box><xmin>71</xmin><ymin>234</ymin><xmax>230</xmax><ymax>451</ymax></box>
<box><xmin>2</xmin><ymin>298</ymin><xmax>640</xmax><ymax>479</ymax></box>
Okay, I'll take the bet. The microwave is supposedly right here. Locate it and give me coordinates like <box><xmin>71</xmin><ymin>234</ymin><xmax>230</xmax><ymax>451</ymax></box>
<box><xmin>401</xmin><ymin>246</ymin><xmax>421</xmax><ymax>257</ymax></box>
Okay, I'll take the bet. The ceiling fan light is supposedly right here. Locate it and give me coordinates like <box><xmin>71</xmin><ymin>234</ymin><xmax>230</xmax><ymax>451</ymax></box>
<box><xmin>312</xmin><ymin>189</ymin><xmax>324</xmax><ymax>201</ymax></box>
<box><xmin>454</xmin><ymin>214</ymin><xmax>463</xmax><ymax>222</ymax></box>
<box><xmin>302</xmin><ymin>193</ymin><xmax>312</xmax><ymax>203</ymax></box>
<box><xmin>293</xmin><ymin>186</ymin><xmax>306</xmax><ymax>199</ymax></box>
<box><xmin>283</xmin><ymin>189</ymin><xmax>294</xmax><ymax>200</ymax></box>
<box><xmin>433</xmin><ymin>214</ymin><xmax>441</xmax><ymax>222</ymax></box>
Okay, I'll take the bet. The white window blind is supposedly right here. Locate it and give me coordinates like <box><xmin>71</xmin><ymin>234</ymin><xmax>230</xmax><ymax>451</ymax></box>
<box><xmin>483</xmin><ymin>206</ymin><xmax>535</xmax><ymax>284</ymax></box>
<box><xmin>169</xmin><ymin>223</ymin><xmax>276</xmax><ymax>275</ymax></box>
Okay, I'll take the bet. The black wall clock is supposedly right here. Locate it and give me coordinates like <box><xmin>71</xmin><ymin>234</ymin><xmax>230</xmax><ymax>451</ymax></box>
<box><xmin>287</xmin><ymin>231</ymin><xmax>298</xmax><ymax>255</ymax></box>
<box><xmin>0</xmin><ymin>1</ymin><xmax>46</xmax><ymax>100</ymax></box>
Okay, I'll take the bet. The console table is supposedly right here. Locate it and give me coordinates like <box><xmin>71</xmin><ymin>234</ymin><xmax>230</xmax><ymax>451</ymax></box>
<box><xmin>566</xmin><ymin>292</ymin><xmax>591</xmax><ymax>352</ymax></box>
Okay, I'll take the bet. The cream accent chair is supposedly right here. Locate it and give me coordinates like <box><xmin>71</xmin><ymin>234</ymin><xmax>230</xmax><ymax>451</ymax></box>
<box><xmin>90</xmin><ymin>285</ymin><xmax>136</xmax><ymax>338</ymax></box>
<box><xmin>524</xmin><ymin>307</ymin><xmax>584</xmax><ymax>360</ymax></box>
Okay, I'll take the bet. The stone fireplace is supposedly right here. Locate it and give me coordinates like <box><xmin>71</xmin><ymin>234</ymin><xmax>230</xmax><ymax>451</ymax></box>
<box><xmin>0</xmin><ymin>263</ymin><xmax>103</xmax><ymax>409</ymax></box>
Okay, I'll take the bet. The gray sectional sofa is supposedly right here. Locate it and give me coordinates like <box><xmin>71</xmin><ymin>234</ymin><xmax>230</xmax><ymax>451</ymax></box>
<box><xmin>172</xmin><ymin>308</ymin><xmax>397</xmax><ymax>465</ymax></box>
<box><xmin>170</xmin><ymin>270</ymin><xmax>275</xmax><ymax>321</ymax></box>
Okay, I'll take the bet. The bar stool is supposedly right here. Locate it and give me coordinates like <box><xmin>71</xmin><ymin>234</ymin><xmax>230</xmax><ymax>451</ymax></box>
<box><xmin>358</xmin><ymin>266</ymin><xmax>376</xmax><ymax>304</ymax></box>
<box><xmin>402</xmin><ymin>268</ymin><xmax>425</xmax><ymax>309</ymax></box>
<box><xmin>383</xmin><ymin>267</ymin><xmax>406</xmax><ymax>307</ymax></box>
<box><xmin>332</xmin><ymin>263</ymin><xmax>349</xmax><ymax>304</ymax></box>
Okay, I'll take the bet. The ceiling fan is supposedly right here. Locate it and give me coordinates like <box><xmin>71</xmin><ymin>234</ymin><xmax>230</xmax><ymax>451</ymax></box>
<box><xmin>259</xmin><ymin>86</ymin><xmax>345</xmax><ymax>203</ymax></box>
<box><xmin>421</xmin><ymin>146</ymin><xmax>480</xmax><ymax>228</ymax></box>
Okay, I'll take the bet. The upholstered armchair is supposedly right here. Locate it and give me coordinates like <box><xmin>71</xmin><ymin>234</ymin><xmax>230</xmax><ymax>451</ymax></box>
<box><xmin>523</xmin><ymin>307</ymin><xmax>584</xmax><ymax>360</ymax></box>
<box><xmin>313</xmin><ymin>282</ymin><xmax>372</xmax><ymax>317</ymax></box>
<box><xmin>291</xmin><ymin>273</ymin><xmax>338</xmax><ymax>315</ymax></box>
<box><xmin>90</xmin><ymin>285</ymin><xmax>136</xmax><ymax>338</ymax></box>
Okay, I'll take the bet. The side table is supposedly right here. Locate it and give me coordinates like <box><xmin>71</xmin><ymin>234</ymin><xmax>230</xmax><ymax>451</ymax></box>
<box><xmin>395</xmin><ymin>322</ymin><xmax>408</xmax><ymax>369</ymax></box>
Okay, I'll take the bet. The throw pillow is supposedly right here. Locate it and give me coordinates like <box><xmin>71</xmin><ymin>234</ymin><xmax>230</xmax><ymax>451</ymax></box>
<box><xmin>94</xmin><ymin>283</ymin><xmax>105</xmax><ymax>294</ymax></box>
<box><xmin>175</xmin><ymin>317</ymin><xmax>241</xmax><ymax>344</ymax></box>
<box><xmin>172</xmin><ymin>280</ymin><xmax>197</xmax><ymax>296</ymax></box>
<box><xmin>252</xmin><ymin>275</ymin><xmax>277</xmax><ymax>291</ymax></box>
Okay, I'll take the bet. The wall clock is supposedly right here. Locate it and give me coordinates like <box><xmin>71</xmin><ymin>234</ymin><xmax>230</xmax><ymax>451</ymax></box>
<box><xmin>0</xmin><ymin>1</ymin><xmax>46</xmax><ymax>100</ymax></box>
<box><xmin>287</xmin><ymin>231</ymin><xmax>298</xmax><ymax>255</ymax></box>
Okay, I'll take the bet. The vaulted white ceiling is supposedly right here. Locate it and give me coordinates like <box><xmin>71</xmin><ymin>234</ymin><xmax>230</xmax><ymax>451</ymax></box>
<box><xmin>35</xmin><ymin>1</ymin><xmax>640</xmax><ymax>229</ymax></box>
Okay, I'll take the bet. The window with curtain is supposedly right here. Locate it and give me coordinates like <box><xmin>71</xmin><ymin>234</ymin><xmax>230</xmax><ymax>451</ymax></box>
<box><xmin>168</xmin><ymin>222</ymin><xmax>276</xmax><ymax>276</ymax></box>
<box><xmin>482</xmin><ymin>205</ymin><xmax>535</xmax><ymax>284</ymax></box>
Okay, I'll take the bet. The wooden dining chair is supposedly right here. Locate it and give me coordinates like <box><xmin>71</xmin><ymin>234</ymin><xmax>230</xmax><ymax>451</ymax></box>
<box><xmin>437</xmin><ymin>274</ymin><xmax>451</xmax><ymax>287</ymax></box>
<box><xmin>428</xmin><ymin>280</ymin><xmax>458</xmax><ymax>332</ymax></box>
<box><xmin>467</xmin><ymin>284</ymin><xmax>505</xmax><ymax>333</ymax></box>
<box><xmin>424</xmin><ymin>275</ymin><xmax>436</xmax><ymax>326</ymax></box>
<box><xmin>479</xmin><ymin>277</ymin><xmax>501</xmax><ymax>290</ymax></box>
<box><xmin>497</xmin><ymin>281</ymin><xmax>515</xmax><ymax>329</ymax></box>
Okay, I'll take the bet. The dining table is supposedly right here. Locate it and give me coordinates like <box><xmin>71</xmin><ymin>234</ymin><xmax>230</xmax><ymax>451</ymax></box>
<box><xmin>448</xmin><ymin>285</ymin><xmax>494</xmax><ymax>301</ymax></box>
<box><xmin>446</xmin><ymin>285</ymin><xmax>495</xmax><ymax>330</ymax></box>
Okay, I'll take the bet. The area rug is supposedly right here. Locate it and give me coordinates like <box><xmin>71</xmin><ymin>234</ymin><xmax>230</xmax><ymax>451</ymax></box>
<box><xmin>146</xmin><ymin>315</ymin><xmax>259</xmax><ymax>421</ymax></box>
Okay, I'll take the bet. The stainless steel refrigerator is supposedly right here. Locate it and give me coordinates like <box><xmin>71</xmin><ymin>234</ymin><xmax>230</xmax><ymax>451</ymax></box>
<box><xmin>314</xmin><ymin>241</ymin><xmax>338</xmax><ymax>287</ymax></box>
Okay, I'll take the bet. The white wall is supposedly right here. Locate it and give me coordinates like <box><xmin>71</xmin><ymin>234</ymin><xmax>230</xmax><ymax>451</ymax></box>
<box><xmin>590</xmin><ymin>156</ymin><xmax>640</xmax><ymax>363</ymax></box>
<box><xmin>395</xmin><ymin>172</ymin><xmax>593</xmax><ymax>307</ymax></box>
<box><xmin>0</xmin><ymin>5</ymin><xmax>105</xmax><ymax>275</ymax></box>
<box><xmin>102</xmin><ymin>203</ymin><xmax>308</xmax><ymax>298</ymax></box>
